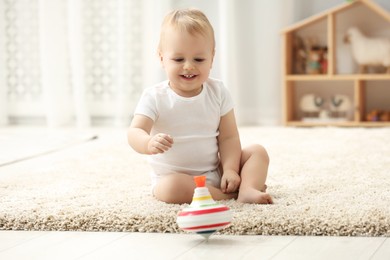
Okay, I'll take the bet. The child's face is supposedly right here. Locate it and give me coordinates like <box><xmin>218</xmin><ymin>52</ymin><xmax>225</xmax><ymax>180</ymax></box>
<box><xmin>159</xmin><ymin>28</ymin><xmax>214</xmax><ymax>97</ymax></box>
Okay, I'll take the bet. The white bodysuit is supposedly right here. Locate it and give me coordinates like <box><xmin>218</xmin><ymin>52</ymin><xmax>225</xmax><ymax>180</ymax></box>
<box><xmin>134</xmin><ymin>77</ymin><xmax>234</xmax><ymax>188</ymax></box>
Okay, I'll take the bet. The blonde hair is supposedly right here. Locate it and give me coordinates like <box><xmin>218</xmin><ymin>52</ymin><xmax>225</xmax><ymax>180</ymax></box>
<box><xmin>158</xmin><ymin>8</ymin><xmax>215</xmax><ymax>53</ymax></box>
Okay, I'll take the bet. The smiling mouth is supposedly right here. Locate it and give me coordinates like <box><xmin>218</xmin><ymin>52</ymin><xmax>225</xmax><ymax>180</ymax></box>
<box><xmin>181</xmin><ymin>74</ymin><xmax>197</xmax><ymax>79</ymax></box>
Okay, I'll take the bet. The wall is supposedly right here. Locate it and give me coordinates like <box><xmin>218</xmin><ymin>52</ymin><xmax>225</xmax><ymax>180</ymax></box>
<box><xmin>1</xmin><ymin>0</ymin><xmax>389</xmax><ymax>126</ymax></box>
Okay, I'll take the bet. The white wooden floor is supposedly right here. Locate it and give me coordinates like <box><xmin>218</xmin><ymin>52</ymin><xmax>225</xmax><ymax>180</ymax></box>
<box><xmin>0</xmin><ymin>231</ymin><xmax>389</xmax><ymax>260</ymax></box>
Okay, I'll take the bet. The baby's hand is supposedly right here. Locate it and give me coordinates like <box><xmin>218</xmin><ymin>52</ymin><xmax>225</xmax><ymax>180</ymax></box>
<box><xmin>148</xmin><ymin>133</ymin><xmax>173</xmax><ymax>154</ymax></box>
<box><xmin>221</xmin><ymin>170</ymin><xmax>241</xmax><ymax>193</ymax></box>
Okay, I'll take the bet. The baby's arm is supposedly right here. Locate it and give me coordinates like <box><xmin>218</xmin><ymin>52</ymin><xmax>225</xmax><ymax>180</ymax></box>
<box><xmin>128</xmin><ymin>114</ymin><xmax>173</xmax><ymax>155</ymax></box>
<box><xmin>218</xmin><ymin>109</ymin><xmax>242</xmax><ymax>193</ymax></box>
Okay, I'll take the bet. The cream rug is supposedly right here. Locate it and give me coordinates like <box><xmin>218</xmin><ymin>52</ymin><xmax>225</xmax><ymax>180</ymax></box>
<box><xmin>0</xmin><ymin>127</ymin><xmax>389</xmax><ymax>236</ymax></box>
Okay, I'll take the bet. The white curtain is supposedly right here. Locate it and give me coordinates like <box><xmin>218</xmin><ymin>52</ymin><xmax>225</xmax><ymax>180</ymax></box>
<box><xmin>0</xmin><ymin>0</ymin><xmax>143</xmax><ymax>127</ymax></box>
<box><xmin>0</xmin><ymin>0</ymin><xmax>6</xmax><ymax>125</ymax></box>
<box><xmin>0</xmin><ymin>0</ymin><xmax>295</xmax><ymax>127</ymax></box>
<box><xmin>218</xmin><ymin>0</ymin><xmax>294</xmax><ymax>125</ymax></box>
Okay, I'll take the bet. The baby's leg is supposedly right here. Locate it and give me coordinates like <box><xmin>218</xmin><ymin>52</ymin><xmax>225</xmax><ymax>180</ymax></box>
<box><xmin>237</xmin><ymin>144</ymin><xmax>273</xmax><ymax>204</ymax></box>
<box><xmin>153</xmin><ymin>173</ymin><xmax>237</xmax><ymax>204</ymax></box>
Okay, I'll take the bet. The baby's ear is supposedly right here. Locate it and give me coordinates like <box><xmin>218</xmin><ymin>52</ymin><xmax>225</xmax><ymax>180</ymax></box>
<box><xmin>158</xmin><ymin>51</ymin><xmax>164</xmax><ymax>65</ymax></box>
<box><xmin>211</xmin><ymin>49</ymin><xmax>216</xmax><ymax>68</ymax></box>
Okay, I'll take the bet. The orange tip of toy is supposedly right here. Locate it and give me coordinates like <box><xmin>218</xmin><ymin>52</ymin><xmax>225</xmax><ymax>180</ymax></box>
<box><xmin>194</xmin><ymin>176</ymin><xmax>206</xmax><ymax>187</ymax></box>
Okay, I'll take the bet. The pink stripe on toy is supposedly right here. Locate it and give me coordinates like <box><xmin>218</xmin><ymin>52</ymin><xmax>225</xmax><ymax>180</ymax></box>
<box><xmin>178</xmin><ymin>206</ymin><xmax>230</xmax><ymax>216</ymax></box>
<box><xmin>177</xmin><ymin>176</ymin><xmax>232</xmax><ymax>240</ymax></box>
<box><xmin>181</xmin><ymin>222</ymin><xmax>231</xmax><ymax>231</ymax></box>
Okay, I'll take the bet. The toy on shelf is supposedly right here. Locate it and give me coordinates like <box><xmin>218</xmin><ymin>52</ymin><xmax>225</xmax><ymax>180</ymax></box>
<box><xmin>176</xmin><ymin>176</ymin><xmax>232</xmax><ymax>241</ymax></box>
<box><xmin>306</xmin><ymin>46</ymin><xmax>322</xmax><ymax>74</ymax></box>
<box><xmin>344</xmin><ymin>27</ymin><xmax>390</xmax><ymax>74</ymax></box>
<box><xmin>366</xmin><ymin>110</ymin><xmax>390</xmax><ymax>122</ymax></box>
<box><xmin>329</xmin><ymin>94</ymin><xmax>352</xmax><ymax>119</ymax></box>
<box><xmin>293</xmin><ymin>36</ymin><xmax>328</xmax><ymax>75</ymax></box>
<box><xmin>299</xmin><ymin>94</ymin><xmax>325</xmax><ymax>120</ymax></box>
<box><xmin>306</xmin><ymin>45</ymin><xmax>328</xmax><ymax>74</ymax></box>
<box><xmin>320</xmin><ymin>47</ymin><xmax>328</xmax><ymax>74</ymax></box>
<box><xmin>299</xmin><ymin>93</ymin><xmax>353</xmax><ymax>122</ymax></box>
<box><xmin>292</xmin><ymin>35</ymin><xmax>307</xmax><ymax>74</ymax></box>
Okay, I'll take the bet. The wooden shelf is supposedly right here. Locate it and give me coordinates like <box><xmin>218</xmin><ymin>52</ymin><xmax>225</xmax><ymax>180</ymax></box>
<box><xmin>286</xmin><ymin>121</ymin><xmax>390</xmax><ymax>127</ymax></box>
<box><xmin>281</xmin><ymin>0</ymin><xmax>390</xmax><ymax>127</ymax></box>
<box><xmin>286</xmin><ymin>74</ymin><xmax>390</xmax><ymax>81</ymax></box>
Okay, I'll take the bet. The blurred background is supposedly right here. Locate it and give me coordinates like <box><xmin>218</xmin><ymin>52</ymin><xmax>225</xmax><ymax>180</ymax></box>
<box><xmin>0</xmin><ymin>0</ymin><xmax>389</xmax><ymax>128</ymax></box>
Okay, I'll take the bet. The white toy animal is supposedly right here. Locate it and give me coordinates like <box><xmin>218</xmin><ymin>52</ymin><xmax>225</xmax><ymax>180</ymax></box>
<box><xmin>329</xmin><ymin>94</ymin><xmax>352</xmax><ymax>118</ymax></box>
<box><xmin>344</xmin><ymin>27</ymin><xmax>390</xmax><ymax>74</ymax></box>
<box><xmin>299</xmin><ymin>94</ymin><xmax>324</xmax><ymax>118</ymax></box>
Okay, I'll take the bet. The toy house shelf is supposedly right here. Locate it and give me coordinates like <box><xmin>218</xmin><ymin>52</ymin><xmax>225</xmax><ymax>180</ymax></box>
<box><xmin>281</xmin><ymin>0</ymin><xmax>390</xmax><ymax>127</ymax></box>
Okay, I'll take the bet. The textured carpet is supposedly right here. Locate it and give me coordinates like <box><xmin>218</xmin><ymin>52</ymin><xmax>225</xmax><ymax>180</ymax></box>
<box><xmin>0</xmin><ymin>127</ymin><xmax>389</xmax><ymax>236</ymax></box>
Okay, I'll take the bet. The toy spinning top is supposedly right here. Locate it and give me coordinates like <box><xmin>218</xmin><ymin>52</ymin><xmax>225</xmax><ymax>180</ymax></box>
<box><xmin>176</xmin><ymin>175</ymin><xmax>232</xmax><ymax>240</ymax></box>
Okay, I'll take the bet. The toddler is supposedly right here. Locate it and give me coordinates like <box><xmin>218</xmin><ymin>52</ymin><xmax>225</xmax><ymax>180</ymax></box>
<box><xmin>128</xmin><ymin>8</ymin><xmax>273</xmax><ymax>204</ymax></box>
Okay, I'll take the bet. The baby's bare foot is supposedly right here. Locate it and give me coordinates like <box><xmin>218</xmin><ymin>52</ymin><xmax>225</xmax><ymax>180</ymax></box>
<box><xmin>237</xmin><ymin>188</ymin><xmax>273</xmax><ymax>204</ymax></box>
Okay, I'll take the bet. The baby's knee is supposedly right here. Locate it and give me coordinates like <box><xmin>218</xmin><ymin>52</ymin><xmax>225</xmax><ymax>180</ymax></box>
<box><xmin>245</xmin><ymin>144</ymin><xmax>269</xmax><ymax>164</ymax></box>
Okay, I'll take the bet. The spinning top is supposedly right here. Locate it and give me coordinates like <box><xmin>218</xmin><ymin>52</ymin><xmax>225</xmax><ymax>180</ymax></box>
<box><xmin>176</xmin><ymin>175</ymin><xmax>232</xmax><ymax>240</ymax></box>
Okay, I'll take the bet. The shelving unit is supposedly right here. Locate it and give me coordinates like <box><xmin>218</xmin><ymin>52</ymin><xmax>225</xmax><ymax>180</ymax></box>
<box><xmin>281</xmin><ymin>0</ymin><xmax>390</xmax><ymax>127</ymax></box>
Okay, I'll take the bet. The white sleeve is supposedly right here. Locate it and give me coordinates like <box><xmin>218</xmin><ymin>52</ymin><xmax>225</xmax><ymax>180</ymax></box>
<box><xmin>134</xmin><ymin>88</ymin><xmax>158</xmax><ymax>121</ymax></box>
<box><xmin>220</xmin><ymin>82</ymin><xmax>234</xmax><ymax>116</ymax></box>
